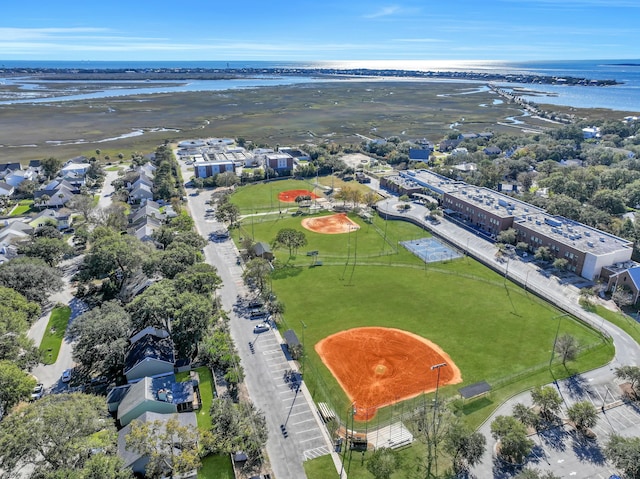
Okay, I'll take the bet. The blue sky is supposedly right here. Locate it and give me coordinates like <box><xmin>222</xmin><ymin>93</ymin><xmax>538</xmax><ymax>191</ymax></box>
<box><xmin>1</xmin><ymin>0</ymin><xmax>638</xmax><ymax>61</ymax></box>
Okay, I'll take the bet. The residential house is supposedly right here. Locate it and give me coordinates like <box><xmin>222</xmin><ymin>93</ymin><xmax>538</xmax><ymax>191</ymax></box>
<box><xmin>117</xmin><ymin>411</ymin><xmax>198</xmax><ymax>477</ymax></box>
<box><xmin>129</xmin><ymin>201</ymin><xmax>164</xmax><ymax>225</ymax></box>
<box><xmin>129</xmin><ymin>216</ymin><xmax>162</xmax><ymax>242</ymax></box>
<box><xmin>582</xmin><ymin>127</ymin><xmax>600</xmax><ymax>139</ymax></box>
<box><xmin>28</xmin><ymin>160</ymin><xmax>42</xmax><ymax>174</ymax></box>
<box><xmin>0</xmin><ymin>182</ymin><xmax>14</xmax><ymax>197</ymax></box>
<box><xmin>451</xmin><ymin>147</ymin><xmax>469</xmax><ymax>156</ymax></box>
<box><xmin>61</xmin><ymin>160</ymin><xmax>91</xmax><ymax>177</ymax></box>
<box><xmin>0</xmin><ymin>220</ymin><xmax>34</xmax><ymax>246</ymax></box>
<box><xmin>0</xmin><ymin>163</ymin><xmax>21</xmax><ymax>175</ymax></box>
<box><xmin>408</xmin><ymin>149</ymin><xmax>431</xmax><ymax>162</ymax></box>
<box><xmin>138</xmin><ymin>163</ymin><xmax>156</xmax><ymax>178</ymax></box>
<box><xmin>438</xmin><ymin>139</ymin><xmax>462</xmax><ymax>152</ymax></box>
<box><xmin>2</xmin><ymin>168</ymin><xmax>35</xmax><ymax>187</ymax></box>
<box><xmin>124</xmin><ymin>329</ymin><xmax>175</xmax><ymax>382</ymax></box>
<box><xmin>116</xmin><ymin>374</ymin><xmax>196</xmax><ymax>426</ymax></box>
<box><xmin>34</xmin><ymin>180</ymin><xmax>76</xmax><ymax>208</ymax></box>
<box><xmin>458</xmin><ymin>133</ymin><xmax>479</xmax><ymax>141</ymax></box>
<box><xmin>483</xmin><ymin>146</ymin><xmax>502</xmax><ymax>156</ymax></box>
<box><xmin>28</xmin><ymin>209</ymin><xmax>59</xmax><ymax>229</ymax></box>
<box><xmin>129</xmin><ymin>184</ymin><xmax>154</xmax><ymax>204</ymax></box>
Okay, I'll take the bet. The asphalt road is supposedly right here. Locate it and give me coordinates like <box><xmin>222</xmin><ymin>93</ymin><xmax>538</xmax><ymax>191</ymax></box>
<box><xmin>27</xmin><ymin>168</ymin><xmax>122</xmax><ymax>393</ymax></box>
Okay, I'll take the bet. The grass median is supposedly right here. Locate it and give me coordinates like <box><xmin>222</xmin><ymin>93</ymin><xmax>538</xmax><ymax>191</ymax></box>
<box><xmin>38</xmin><ymin>305</ymin><xmax>71</xmax><ymax>365</ymax></box>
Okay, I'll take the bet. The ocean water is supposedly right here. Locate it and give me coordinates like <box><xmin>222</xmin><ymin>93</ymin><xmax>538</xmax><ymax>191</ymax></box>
<box><xmin>1</xmin><ymin>59</ymin><xmax>639</xmax><ymax>112</ymax></box>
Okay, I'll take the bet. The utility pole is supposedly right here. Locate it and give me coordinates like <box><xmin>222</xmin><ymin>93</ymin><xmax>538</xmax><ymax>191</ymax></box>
<box><xmin>431</xmin><ymin>362</ymin><xmax>446</xmax><ymax>477</ymax></box>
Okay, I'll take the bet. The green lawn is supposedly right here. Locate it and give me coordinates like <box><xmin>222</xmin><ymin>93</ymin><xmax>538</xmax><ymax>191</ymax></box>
<box><xmin>194</xmin><ymin>366</ymin><xmax>214</xmax><ymax>431</ymax></box>
<box><xmin>231</xmin><ymin>178</ymin><xmax>328</xmax><ymax>214</ymax></box>
<box><xmin>177</xmin><ymin>367</ymin><xmax>226</xmax><ymax>478</ymax></box>
<box><xmin>10</xmin><ymin>199</ymin><xmax>34</xmax><ymax>216</ymax></box>
<box><xmin>198</xmin><ymin>454</ymin><xmax>234</xmax><ymax>479</ymax></box>
<box><xmin>38</xmin><ymin>306</ymin><xmax>71</xmax><ymax>364</ymax></box>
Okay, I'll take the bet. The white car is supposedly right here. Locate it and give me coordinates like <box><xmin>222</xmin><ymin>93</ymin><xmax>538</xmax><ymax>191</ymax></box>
<box><xmin>253</xmin><ymin>322</ymin><xmax>270</xmax><ymax>334</ymax></box>
<box><xmin>31</xmin><ymin>383</ymin><xmax>44</xmax><ymax>400</ymax></box>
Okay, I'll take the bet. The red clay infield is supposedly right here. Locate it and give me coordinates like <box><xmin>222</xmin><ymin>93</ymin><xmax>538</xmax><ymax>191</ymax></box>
<box><xmin>315</xmin><ymin>327</ymin><xmax>462</xmax><ymax>421</ymax></box>
<box><xmin>278</xmin><ymin>189</ymin><xmax>320</xmax><ymax>203</ymax></box>
<box><xmin>301</xmin><ymin>213</ymin><xmax>361</xmax><ymax>235</ymax></box>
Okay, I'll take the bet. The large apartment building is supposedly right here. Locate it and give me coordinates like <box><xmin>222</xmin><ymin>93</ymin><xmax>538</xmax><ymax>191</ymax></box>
<box><xmin>394</xmin><ymin>170</ymin><xmax>633</xmax><ymax>280</ymax></box>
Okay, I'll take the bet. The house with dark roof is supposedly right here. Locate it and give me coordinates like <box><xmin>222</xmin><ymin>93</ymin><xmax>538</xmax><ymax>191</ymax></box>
<box><xmin>0</xmin><ymin>163</ymin><xmax>21</xmax><ymax>173</ymax></box>
<box><xmin>124</xmin><ymin>330</ymin><xmax>175</xmax><ymax>382</ymax></box>
<box><xmin>438</xmin><ymin>139</ymin><xmax>462</xmax><ymax>152</ymax></box>
<box><xmin>129</xmin><ymin>201</ymin><xmax>164</xmax><ymax>225</ymax></box>
<box><xmin>116</xmin><ymin>374</ymin><xmax>195</xmax><ymax>427</ymax></box>
<box><xmin>408</xmin><ymin>149</ymin><xmax>432</xmax><ymax>162</ymax></box>
<box><xmin>483</xmin><ymin>146</ymin><xmax>502</xmax><ymax>156</ymax></box>
<box><xmin>117</xmin><ymin>411</ymin><xmax>198</xmax><ymax>477</ymax></box>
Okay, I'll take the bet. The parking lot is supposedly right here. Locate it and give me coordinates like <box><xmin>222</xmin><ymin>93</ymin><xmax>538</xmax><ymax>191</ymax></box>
<box><xmin>248</xmin><ymin>328</ymin><xmax>331</xmax><ymax>462</ymax></box>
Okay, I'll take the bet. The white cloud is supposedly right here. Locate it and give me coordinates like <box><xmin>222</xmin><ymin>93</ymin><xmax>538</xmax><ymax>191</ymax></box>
<box><xmin>363</xmin><ymin>5</ymin><xmax>402</xmax><ymax>19</ymax></box>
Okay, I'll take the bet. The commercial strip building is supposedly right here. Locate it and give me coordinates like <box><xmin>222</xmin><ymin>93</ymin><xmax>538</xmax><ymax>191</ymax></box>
<box><xmin>387</xmin><ymin>170</ymin><xmax>633</xmax><ymax>280</ymax></box>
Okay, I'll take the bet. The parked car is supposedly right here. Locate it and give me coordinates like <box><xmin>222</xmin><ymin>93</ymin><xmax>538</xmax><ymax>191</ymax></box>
<box><xmin>249</xmin><ymin>309</ymin><xmax>269</xmax><ymax>320</ymax></box>
<box><xmin>31</xmin><ymin>383</ymin><xmax>44</xmax><ymax>400</ymax></box>
<box><xmin>61</xmin><ymin>369</ymin><xmax>72</xmax><ymax>383</ymax></box>
<box><xmin>253</xmin><ymin>322</ymin><xmax>270</xmax><ymax>333</ymax></box>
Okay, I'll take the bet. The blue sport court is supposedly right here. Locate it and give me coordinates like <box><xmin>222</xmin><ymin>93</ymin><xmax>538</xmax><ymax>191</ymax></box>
<box><xmin>400</xmin><ymin>237</ymin><xmax>462</xmax><ymax>263</ymax></box>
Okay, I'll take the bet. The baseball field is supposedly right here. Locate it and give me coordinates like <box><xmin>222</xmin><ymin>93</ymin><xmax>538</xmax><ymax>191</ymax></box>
<box><xmin>231</xmin><ymin>180</ymin><xmax>613</xmax><ymax>429</ymax></box>
<box><xmin>229</xmin><ymin>180</ymin><xmax>613</xmax><ymax>479</ymax></box>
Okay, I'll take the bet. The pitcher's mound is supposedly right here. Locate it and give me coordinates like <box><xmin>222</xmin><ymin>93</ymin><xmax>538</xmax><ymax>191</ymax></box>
<box><xmin>315</xmin><ymin>327</ymin><xmax>461</xmax><ymax>420</ymax></box>
<box><xmin>301</xmin><ymin>213</ymin><xmax>360</xmax><ymax>235</ymax></box>
<box><xmin>278</xmin><ymin>189</ymin><xmax>320</xmax><ymax>203</ymax></box>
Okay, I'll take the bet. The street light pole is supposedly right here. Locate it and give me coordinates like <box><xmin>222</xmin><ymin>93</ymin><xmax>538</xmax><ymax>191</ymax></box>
<box><xmin>339</xmin><ymin>401</ymin><xmax>356</xmax><ymax>478</ymax></box>
<box><xmin>431</xmin><ymin>362</ymin><xmax>446</xmax><ymax>477</ymax></box>
<box><xmin>300</xmin><ymin>320</ymin><xmax>307</xmax><ymax>376</ymax></box>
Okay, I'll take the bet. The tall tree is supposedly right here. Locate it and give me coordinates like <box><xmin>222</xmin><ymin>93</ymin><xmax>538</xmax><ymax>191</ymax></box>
<box><xmin>365</xmin><ymin>447</ymin><xmax>402</xmax><ymax>479</ymax></box>
<box><xmin>531</xmin><ymin>386</ymin><xmax>563</xmax><ymax>420</ymax></box>
<box><xmin>274</xmin><ymin>228</ymin><xmax>307</xmax><ymax>256</ymax></box>
<box><xmin>68</xmin><ymin>194</ymin><xmax>97</xmax><ymax>222</ymax></box>
<box><xmin>614</xmin><ymin>365</ymin><xmax>640</xmax><ymax>393</ymax></box>
<box><xmin>442</xmin><ymin>420</ymin><xmax>486</xmax><ymax>473</ymax></box>
<box><xmin>173</xmin><ymin>263</ymin><xmax>221</xmax><ymax>295</ymax></box>
<box><xmin>242</xmin><ymin>258</ymin><xmax>272</xmax><ymax>294</ymax></box>
<box><xmin>567</xmin><ymin>401</ymin><xmax>598</xmax><ymax>432</ymax></box>
<box><xmin>18</xmin><ymin>236</ymin><xmax>73</xmax><ymax>267</ymax></box>
<box><xmin>490</xmin><ymin>415</ymin><xmax>534</xmax><ymax>464</ymax></box>
<box><xmin>605</xmin><ymin>434</ymin><xmax>640</xmax><ymax>479</ymax></box>
<box><xmin>80</xmin><ymin>227</ymin><xmax>152</xmax><ymax>289</ymax></box>
<box><xmin>68</xmin><ymin>301</ymin><xmax>132</xmax><ymax>381</ymax></box>
<box><xmin>41</xmin><ymin>157</ymin><xmax>63</xmax><ymax>180</ymax></box>
<box><xmin>0</xmin><ymin>360</ymin><xmax>36</xmax><ymax>412</ymax></box>
<box><xmin>125</xmin><ymin>416</ymin><xmax>201</xmax><ymax>479</ymax></box>
<box><xmin>554</xmin><ymin>333</ymin><xmax>579</xmax><ymax>366</ymax></box>
<box><xmin>0</xmin><ymin>286</ymin><xmax>40</xmax><ymax>367</ymax></box>
<box><xmin>0</xmin><ymin>257</ymin><xmax>64</xmax><ymax>304</ymax></box>
<box><xmin>0</xmin><ymin>393</ymin><xmax>116</xmax><ymax>475</ymax></box>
